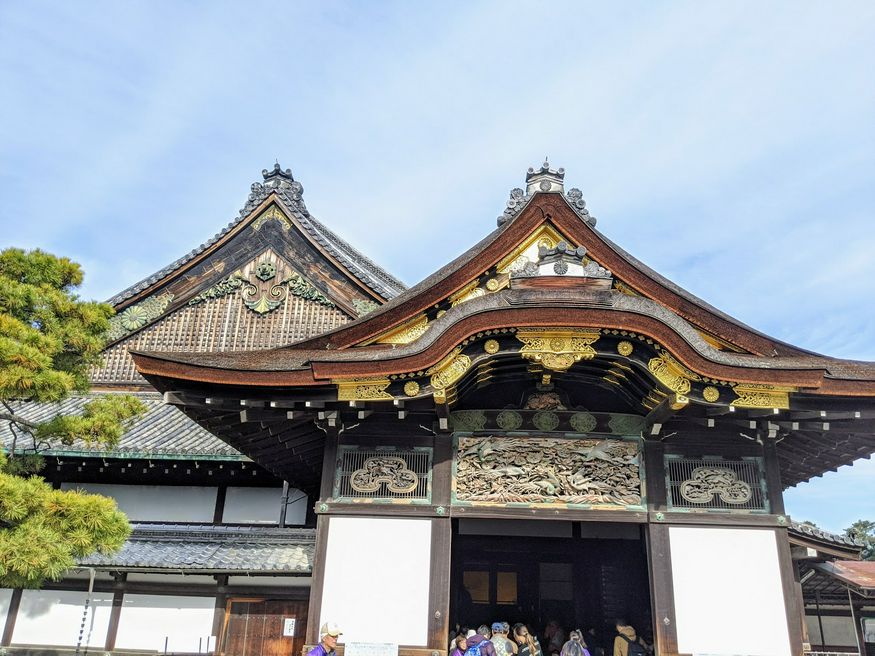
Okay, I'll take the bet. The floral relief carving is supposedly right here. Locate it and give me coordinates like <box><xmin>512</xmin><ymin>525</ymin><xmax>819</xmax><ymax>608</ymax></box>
<box><xmin>679</xmin><ymin>467</ymin><xmax>753</xmax><ymax>505</ymax></box>
<box><xmin>455</xmin><ymin>436</ymin><xmax>642</xmax><ymax>506</ymax></box>
<box><xmin>350</xmin><ymin>456</ymin><xmax>419</xmax><ymax>494</ymax></box>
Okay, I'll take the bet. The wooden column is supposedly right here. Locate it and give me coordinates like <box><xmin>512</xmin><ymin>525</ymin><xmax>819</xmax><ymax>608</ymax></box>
<box><xmin>1</xmin><ymin>588</ymin><xmax>22</xmax><ymax>646</ymax></box>
<box><xmin>646</xmin><ymin>523</ymin><xmax>678</xmax><ymax>655</ymax></box>
<box><xmin>775</xmin><ymin>527</ymin><xmax>804</xmax><ymax>656</ymax></box>
<box><xmin>104</xmin><ymin>573</ymin><xmax>127</xmax><ymax>652</ymax></box>
<box><xmin>305</xmin><ymin>515</ymin><xmax>332</xmax><ymax>645</ymax></box>
<box><xmin>428</xmin><ymin>518</ymin><xmax>452</xmax><ymax>650</ymax></box>
<box><xmin>643</xmin><ymin>441</ymin><xmax>667</xmax><ymax>511</ymax></box>
<box><xmin>212</xmin><ymin>574</ymin><xmax>229</xmax><ymax>653</ymax></box>
<box><xmin>762</xmin><ymin>439</ymin><xmax>786</xmax><ymax>516</ymax></box>
<box><xmin>306</xmin><ymin>426</ymin><xmax>338</xmax><ymax>645</ymax></box>
<box><xmin>213</xmin><ymin>485</ymin><xmax>228</xmax><ymax>524</ymax></box>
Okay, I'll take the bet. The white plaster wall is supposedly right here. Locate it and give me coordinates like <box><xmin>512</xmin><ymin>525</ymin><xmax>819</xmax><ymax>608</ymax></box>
<box><xmin>61</xmin><ymin>483</ymin><xmax>217</xmax><ymax>522</ymax></box>
<box><xmin>805</xmin><ymin>614</ymin><xmax>858</xmax><ymax>648</ymax></box>
<box><xmin>222</xmin><ymin>486</ymin><xmax>305</xmax><ymax>524</ymax></box>
<box><xmin>669</xmin><ymin>527</ymin><xmax>792</xmax><ymax>656</ymax></box>
<box><xmin>0</xmin><ymin>589</ymin><xmax>12</xmax><ymax>631</ymax></box>
<box><xmin>12</xmin><ymin>589</ymin><xmax>113</xmax><ymax>647</ymax></box>
<box><xmin>114</xmin><ymin>594</ymin><xmax>215</xmax><ymax>653</ymax></box>
<box><xmin>320</xmin><ymin>517</ymin><xmax>432</xmax><ymax>646</ymax></box>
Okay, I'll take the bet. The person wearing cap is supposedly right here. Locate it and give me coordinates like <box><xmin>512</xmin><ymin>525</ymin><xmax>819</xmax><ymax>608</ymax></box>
<box><xmin>465</xmin><ymin>626</ymin><xmax>497</xmax><ymax>656</ymax></box>
<box><xmin>308</xmin><ymin>622</ymin><xmax>342</xmax><ymax>656</ymax></box>
<box><xmin>490</xmin><ymin>622</ymin><xmax>515</xmax><ymax>656</ymax></box>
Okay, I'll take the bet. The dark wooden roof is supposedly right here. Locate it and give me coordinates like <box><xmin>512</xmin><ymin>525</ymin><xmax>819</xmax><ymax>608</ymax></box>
<box><xmin>110</xmin><ymin>164</ymin><xmax>404</xmax><ymax>308</ymax></box>
<box><xmin>130</xmin><ymin>168</ymin><xmax>875</xmax><ymax>489</ymax></box>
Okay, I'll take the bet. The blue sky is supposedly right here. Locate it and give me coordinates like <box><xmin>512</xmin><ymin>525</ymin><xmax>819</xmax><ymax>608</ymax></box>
<box><xmin>1</xmin><ymin>1</ymin><xmax>873</xmax><ymax>533</ymax></box>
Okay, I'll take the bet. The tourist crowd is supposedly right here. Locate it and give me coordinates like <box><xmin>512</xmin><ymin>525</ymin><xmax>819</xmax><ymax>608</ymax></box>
<box><xmin>447</xmin><ymin>619</ymin><xmax>652</xmax><ymax>656</ymax></box>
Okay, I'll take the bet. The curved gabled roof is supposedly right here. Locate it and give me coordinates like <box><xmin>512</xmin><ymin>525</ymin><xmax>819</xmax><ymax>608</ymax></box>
<box><xmin>108</xmin><ymin>164</ymin><xmax>406</xmax><ymax>308</ymax></box>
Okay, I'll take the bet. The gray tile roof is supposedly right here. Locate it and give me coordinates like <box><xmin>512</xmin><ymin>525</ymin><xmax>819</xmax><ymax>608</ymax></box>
<box><xmin>1</xmin><ymin>393</ymin><xmax>242</xmax><ymax>460</ymax></box>
<box><xmin>789</xmin><ymin>520</ymin><xmax>861</xmax><ymax>548</ymax></box>
<box><xmin>80</xmin><ymin>523</ymin><xmax>314</xmax><ymax>573</ymax></box>
<box><xmin>109</xmin><ymin>164</ymin><xmax>405</xmax><ymax>307</ymax></box>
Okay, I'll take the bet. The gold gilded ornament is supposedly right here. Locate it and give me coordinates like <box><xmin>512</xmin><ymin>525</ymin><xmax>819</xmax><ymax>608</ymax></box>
<box><xmin>730</xmin><ymin>384</ymin><xmax>792</xmax><ymax>410</ymax></box>
<box><xmin>427</xmin><ymin>348</ymin><xmax>472</xmax><ymax>394</ymax></box>
<box><xmin>486</xmin><ymin>278</ymin><xmax>501</xmax><ymax>291</ymax></box>
<box><xmin>703</xmin><ymin>386</ymin><xmax>720</xmax><ymax>402</ymax></box>
<box><xmin>647</xmin><ymin>352</ymin><xmax>699</xmax><ymax>395</ymax></box>
<box><xmin>404</xmin><ymin>381</ymin><xmax>421</xmax><ymax>397</ymax></box>
<box><xmin>484</xmin><ymin>339</ymin><xmax>500</xmax><ymax>354</ymax></box>
<box><xmin>516</xmin><ymin>328</ymin><xmax>600</xmax><ymax>373</ymax></box>
<box><xmin>252</xmin><ymin>205</ymin><xmax>293</xmax><ymax>231</ymax></box>
<box><xmin>617</xmin><ymin>341</ymin><xmax>633</xmax><ymax>357</ymax></box>
<box><xmin>373</xmin><ymin>315</ymin><xmax>429</xmax><ymax>345</ymax></box>
<box><xmin>335</xmin><ymin>377</ymin><xmax>394</xmax><ymax>401</ymax></box>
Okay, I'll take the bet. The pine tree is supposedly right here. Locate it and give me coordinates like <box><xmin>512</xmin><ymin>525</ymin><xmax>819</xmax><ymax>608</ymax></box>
<box><xmin>0</xmin><ymin>248</ymin><xmax>145</xmax><ymax>587</ymax></box>
<box><xmin>845</xmin><ymin>520</ymin><xmax>875</xmax><ymax>561</ymax></box>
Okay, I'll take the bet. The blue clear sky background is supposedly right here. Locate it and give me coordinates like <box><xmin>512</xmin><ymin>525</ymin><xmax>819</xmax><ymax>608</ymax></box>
<box><xmin>1</xmin><ymin>1</ymin><xmax>873</xmax><ymax>533</ymax></box>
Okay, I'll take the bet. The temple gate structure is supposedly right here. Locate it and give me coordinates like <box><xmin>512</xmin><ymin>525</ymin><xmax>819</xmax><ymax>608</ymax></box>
<box><xmin>129</xmin><ymin>164</ymin><xmax>875</xmax><ymax>656</ymax></box>
<box><xmin>2</xmin><ymin>163</ymin><xmax>874</xmax><ymax>656</ymax></box>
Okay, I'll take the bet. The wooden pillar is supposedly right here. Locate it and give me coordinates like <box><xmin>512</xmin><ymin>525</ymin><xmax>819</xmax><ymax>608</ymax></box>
<box><xmin>212</xmin><ymin>574</ymin><xmax>229</xmax><ymax>654</ymax></box>
<box><xmin>306</xmin><ymin>423</ymin><xmax>338</xmax><ymax>647</ymax></box>
<box><xmin>762</xmin><ymin>439</ymin><xmax>785</xmax><ymax>516</ymax></box>
<box><xmin>791</xmin><ymin>561</ymin><xmax>810</xmax><ymax>649</ymax></box>
<box><xmin>1</xmin><ymin>588</ymin><xmax>22</xmax><ymax>646</ymax></box>
<box><xmin>213</xmin><ymin>485</ymin><xmax>227</xmax><ymax>524</ymax></box>
<box><xmin>646</xmin><ymin>524</ymin><xmax>678</xmax><ymax>655</ymax></box>
<box><xmin>774</xmin><ymin>527</ymin><xmax>804</xmax><ymax>656</ymax></box>
<box><xmin>429</xmin><ymin>518</ymin><xmax>452</xmax><ymax>650</ymax></box>
<box><xmin>643</xmin><ymin>441</ymin><xmax>667</xmax><ymax>511</ymax></box>
<box><xmin>104</xmin><ymin>573</ymin><xmax>127</xmax><ymax>652</ymax></box>
<box><xmin>305</xmin><ymin>513</ymin><xmax>331</xmax><ymax>645</ymax></box>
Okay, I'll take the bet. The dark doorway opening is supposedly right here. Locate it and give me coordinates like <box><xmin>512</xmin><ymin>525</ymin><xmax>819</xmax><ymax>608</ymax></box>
<box><xmin>450</xmin><ymin>519</ymin><xmax>652</xmax><ymax>655</ymax></box>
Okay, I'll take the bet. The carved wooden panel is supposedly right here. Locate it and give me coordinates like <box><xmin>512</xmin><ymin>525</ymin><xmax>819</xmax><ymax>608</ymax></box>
<box><xmin>333</xmin><ymin>446</ymin><xmax>432</xmax><ymax>502</ymax></box>
<box><xmin>452</xmin><ymin>435</ymin><xmax>643</xmax><ymax>508</ymax></box>
<box><xmin>665</xmin><ymin>456</ymin><xmax>767</xmax><ymax>512</ymax></box>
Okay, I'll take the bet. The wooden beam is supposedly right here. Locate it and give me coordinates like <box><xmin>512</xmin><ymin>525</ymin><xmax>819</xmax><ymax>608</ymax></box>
<box><xmin>645</xmin><ymin>394</ymin><xmax>688</xmax><ymax>437</ymax></box>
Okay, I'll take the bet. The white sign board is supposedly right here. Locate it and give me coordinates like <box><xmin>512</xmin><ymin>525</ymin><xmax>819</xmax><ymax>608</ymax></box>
<box><xmin>344</xmin><ymin>642</ymin><xmax>398</xmax><ymax>656</ymax></box>
<box><xmin>283</xmin><ymin>618</ymin><xmax>296</xmax><ymax>637</ymax></box>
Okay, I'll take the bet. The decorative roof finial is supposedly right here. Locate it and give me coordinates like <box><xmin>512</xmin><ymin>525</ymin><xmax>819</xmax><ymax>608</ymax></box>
<box><xmin>262</xmin><ymin>162</ymin><xmax>294</xmax><ymax>182</ymax></box>
<box><xmin>525</xmin><ymin>161</ymin><xmax>565</xmax><ymax>194</ymax></box>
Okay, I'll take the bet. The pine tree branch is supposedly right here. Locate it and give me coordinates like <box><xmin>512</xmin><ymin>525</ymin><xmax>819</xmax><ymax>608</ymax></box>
<box><xmin>0</xmin><ymin>410</ymin><xmax>39</xmax><ymax>430</ymax></box>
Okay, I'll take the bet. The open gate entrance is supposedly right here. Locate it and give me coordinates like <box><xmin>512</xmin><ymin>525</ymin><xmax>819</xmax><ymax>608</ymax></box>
<box><xmin>450</xmin><ymin>519</ymin><xmax>652</xmax><ymax>654</ymax></box>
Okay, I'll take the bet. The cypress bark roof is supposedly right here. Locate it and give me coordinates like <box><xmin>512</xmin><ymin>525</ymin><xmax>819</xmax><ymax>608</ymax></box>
<box><xmin>108</xmin><ymin>164</ymin><xmax>405</xmax><ymax>309</ymax></box>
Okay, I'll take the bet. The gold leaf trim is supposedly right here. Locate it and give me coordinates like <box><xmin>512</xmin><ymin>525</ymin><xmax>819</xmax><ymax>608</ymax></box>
<box><xmin>335</xmin><ymin>377</ymin><xmax>393</xmax><ymax>401</ymax></box>
<box><xmin>373</xmin><ymin>314</ymin><xmax>430</xmax><ymax>345</ymax></box>
<box><xmin>449</xmin><ymin>279</ymin><xmax>483</xmax><ymax>307</ymax></box>
<box><xmin>427</xmin><ymin>347</ymin><xmax>472</xmax><ymax>391</ymax></box>
<box><xmin>516</xmin><ymin>328</ymin><xmax>600</xmax><ymax>373</ymax></box>
<box><xmin>496</xmin><ymin>223</ymin><xmax>567</xmax><ymax>273</ymax></box>
<box><xmin>647</xmin><ymin>352</ymin><xmax>699</xmax><ymax>395</ymax></box>
<box><xmin>252</xmin><ymin>205</ymin><xmax>292</xmax><ymax>231</ymax></box>
<box><xmin>731</xmin><ymin>384</ymin><xmax>793</xmax><ymax>409</ymax></box>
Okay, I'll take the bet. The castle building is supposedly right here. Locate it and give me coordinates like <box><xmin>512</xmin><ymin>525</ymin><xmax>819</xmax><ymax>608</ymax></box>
<box><xmin>1</xmin><ymin>163</ymin><xmax>873</xmax><ymax>656</ymax></box>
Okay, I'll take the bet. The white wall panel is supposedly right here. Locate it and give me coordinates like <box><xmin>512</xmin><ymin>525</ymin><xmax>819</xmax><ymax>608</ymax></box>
<box><xmin>222</xmin><ymin>486</ymin><xmax>303</xmax><ymax>524</ymax></box>
<box><xmin>61</xmin><ymin>483</ymin><xmax>216</xmax><ymax>522</ymax></box>
<box><xmin>320</xmin><ymin>517</ymin><xmax>432</xmax><ymax>646</ymax></box>
<box><xmin>12</xmin><ymin>590</ymin><xmax>113</xmax><ymax>647</ymax></box>
<box><xmin>115</xmin><ymin>594</ymin><xmax>215</xmax><ymax>653</ymax></box>
<box><xmin>0</xmin><ymin>589</ymin><xmax>12</xmax><ymax>631</ymax></box>
<box><xmin>670</xmin><ymin>527</ymin><xmax>791</xmax><ymax>656</ymax></box>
